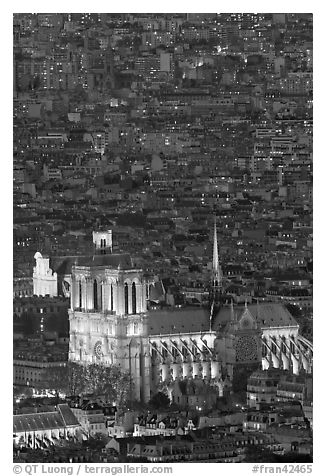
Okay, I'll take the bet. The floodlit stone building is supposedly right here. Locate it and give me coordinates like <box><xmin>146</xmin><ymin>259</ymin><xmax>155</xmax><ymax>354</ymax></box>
<box><xmin>33</xmin><ymin>229</ymin><xmax>313</xmax><ymax>402</ymax></box>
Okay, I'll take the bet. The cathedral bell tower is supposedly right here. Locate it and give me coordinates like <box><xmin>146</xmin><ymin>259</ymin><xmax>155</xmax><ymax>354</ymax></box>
<box><xmin>68</xmin><ymin>234</ymin><xmax>150</xmax><ymax>402</ymax></box>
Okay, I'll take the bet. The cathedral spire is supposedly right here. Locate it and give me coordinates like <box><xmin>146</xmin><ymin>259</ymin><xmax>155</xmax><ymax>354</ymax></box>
<box><xmin>212</xmin><ymin>217</ymin><xmax>222</xmax><ymax>289</ymax></box>
<box><xmin>209</xmin><ymin>300</ymin><xmax>214</xmax><ymax>332</ymax></box>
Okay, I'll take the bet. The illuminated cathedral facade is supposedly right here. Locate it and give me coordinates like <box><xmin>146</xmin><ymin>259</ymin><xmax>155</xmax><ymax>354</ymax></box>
<box><xmin>33</xmin><ymin>228</ymin><xmax>313</xmax><ymax>402</ymax></box>
<box><xmin>68</xmin><ymin>254</ymin><xmax>151</xmax><ymax>402</ymax></box>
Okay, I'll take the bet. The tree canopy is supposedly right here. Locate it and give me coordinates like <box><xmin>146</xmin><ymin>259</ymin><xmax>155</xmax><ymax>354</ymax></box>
<box><xmin>42</xmin><ymin>362</ymin><xmax>131</xmax><ymax>407</ymax></box>
<box><xmin>148</xmin><ymin>391</ymin><xmax>170</xmax><ymax>409</ymax></box>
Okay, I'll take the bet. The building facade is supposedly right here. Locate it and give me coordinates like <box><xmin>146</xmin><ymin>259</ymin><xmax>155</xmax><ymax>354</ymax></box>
<box><xmin>68</xmin><ymin>251</ymin><xmax>151</xmax><ymax>402</ymax></box>
<box><xmin>33</xmin><ymin>229</ymin><xmax>313</xmax><ymax>402</ymax></box>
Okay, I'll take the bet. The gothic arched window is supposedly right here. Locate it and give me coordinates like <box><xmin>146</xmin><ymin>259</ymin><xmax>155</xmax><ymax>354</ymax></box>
<box><xmin>99</xmin><ymin>283</ymin><xmax>103</xmax><ymax>311</ymax></box>
<box><xmin>93</xmin><ymin>280</ymin><xmax>98</xmax><ymax>310</ymax></box>
<box><xmin>79</xmin><ymin>281</ymin><xmax>82</xmax><ymax>309</ymax></box>
<box><xmin>132</xmin><ymin>282</ymin><xmax>137</xmax><ymax>314</ymax></box>
<box><xmin>124</xmin><ymin>283</ymin><xmax>129</xmax><ymax>314</ymax></box>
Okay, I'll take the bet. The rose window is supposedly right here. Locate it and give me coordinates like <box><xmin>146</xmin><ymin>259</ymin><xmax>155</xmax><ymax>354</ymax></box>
<box><xmin>235</xmin><ymin>335</ymin><xmax>258</xmax><ymax>362</ymax></box>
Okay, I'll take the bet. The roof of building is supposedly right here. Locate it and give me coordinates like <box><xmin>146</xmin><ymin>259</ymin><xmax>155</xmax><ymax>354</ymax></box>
<box><xmin>214</xmin><ymin>303</ymin><xmax>298</xmax><ymax>330</ymax></box>
<box><xmin>148</xmin><ymin>307</ymin><xmax>210</xmax><ymax>335</ymax></box>
<box><xmin>50</xmin><ymin>254</ymin><xmax>132</xmax><ymax>274</ymax></box>
<box><xmin>248</xmin><ymin>368</ymin><xmax>287</xmax><ymax>381</ymax></box>
<box><xmin>57</xmin><ymin>404</ymin><xmax>81</xmax><ymax>427</ymax></box>
<box><xmin>13</xmin><ymin>405</ymin><xmax>80</xmax><ymax>433</ymax></box>
<box><xmin>250</xmin><ymin>303</ymin><xmax>299</xmax><ymax>329</ymax></box>
<box><xmin>148</xmin><ymin>303</ymin><xmax>298</xmax><ymax>336</ymax></box>
<box><xmin>149</xmin><ymin>281</ymin><xmax>166</xmax><ymax>302</ymax></box>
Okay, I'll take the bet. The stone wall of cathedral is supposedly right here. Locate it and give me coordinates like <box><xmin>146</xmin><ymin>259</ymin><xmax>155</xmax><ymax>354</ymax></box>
<box><xmin>68</xmin><ymin>261</ymin><xmax>313</xmax><ymax>402</ymax></box>
<box><xmin>148</xmin><ymin>331</ymin><xmax>233</xmax><ymax>395</ymax></box>
<box><xmin>68</xmin><ymin>265</ymin><xmax>150</xmax><ymax>402</ymax></box>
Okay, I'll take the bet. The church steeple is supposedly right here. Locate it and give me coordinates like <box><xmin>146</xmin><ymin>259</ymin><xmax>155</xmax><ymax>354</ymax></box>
<box><xmin>212</xmin><ymin>217</ymin><xmax>222</xmax><ymax>290</ymax></box>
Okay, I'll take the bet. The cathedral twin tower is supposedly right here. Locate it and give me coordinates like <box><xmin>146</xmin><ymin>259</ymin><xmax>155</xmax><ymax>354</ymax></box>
<box><xmin>69</xmin><ymin>231</ymin><xmax>151</xmax><ymax>402</ymax></box>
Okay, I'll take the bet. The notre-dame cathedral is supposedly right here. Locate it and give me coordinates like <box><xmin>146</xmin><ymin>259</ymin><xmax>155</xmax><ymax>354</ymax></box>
<box><xmin>33</xmin><ymin>228</ymin><xmax>313</xmax><ymax>402</ymax></box>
